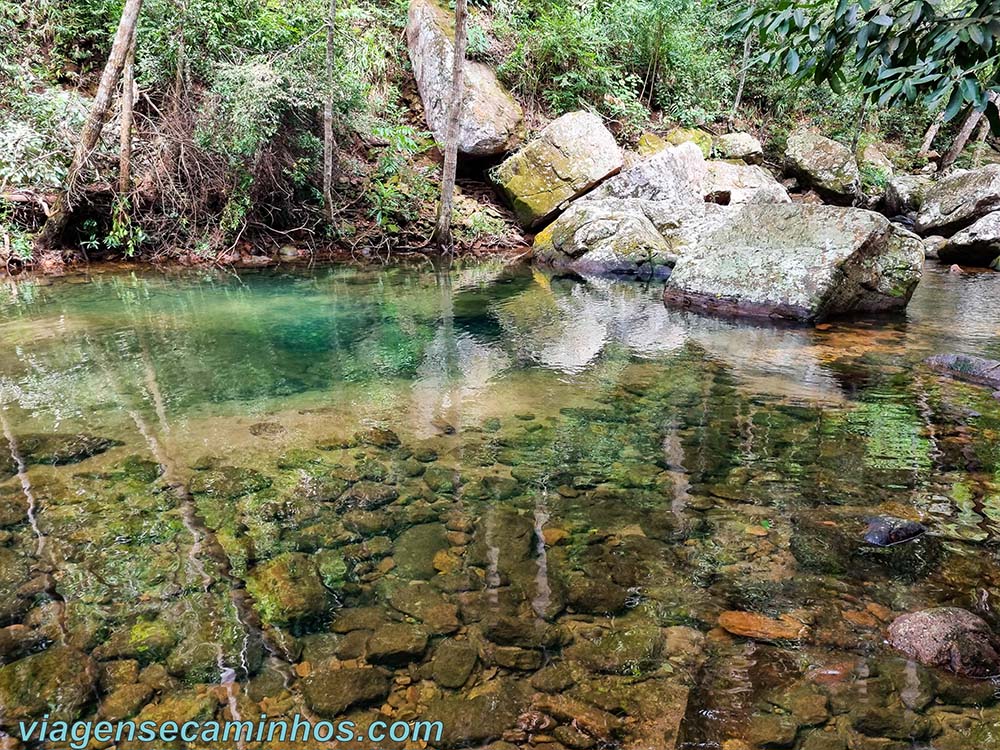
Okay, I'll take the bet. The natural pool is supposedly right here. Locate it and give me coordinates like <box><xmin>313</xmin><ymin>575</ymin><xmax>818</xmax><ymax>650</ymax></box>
<box><xmin>1</xmin><ymin>261</ymin><xmax>1000</xmax><ymax>749</ymax></box>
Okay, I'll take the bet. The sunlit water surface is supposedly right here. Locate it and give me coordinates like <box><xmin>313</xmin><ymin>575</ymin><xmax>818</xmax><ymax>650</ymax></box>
<box><xmin>1</xmin><ymin>262</ymin><xmax>1000</xmax><ymax>749</ymax></box>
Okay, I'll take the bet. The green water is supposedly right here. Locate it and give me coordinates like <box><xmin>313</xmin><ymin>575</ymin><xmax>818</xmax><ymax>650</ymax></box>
<box><xmin>1</xmin><ymin>261</ymin><xmax>1000</xmax><ymax>749</ymax></box>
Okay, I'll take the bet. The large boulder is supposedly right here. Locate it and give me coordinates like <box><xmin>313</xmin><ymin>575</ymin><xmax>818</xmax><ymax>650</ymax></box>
<box><xmin>888</xmin><ymin>608</ymin><xmax>1000</xmax><ymax>678</ymax></box>
<box><xmin>406</xmin><ymin>0</ymin><xmax>523</xmax><ymax>156</ymax></box>
<box><xmin>938</xmin><ymin>210</ymin><xmax>1000</xmax><ymax>267</ymax></box>
<box><xmin>915</xmin><ymin>165</ymin><xmax>1000</xmax><ymax>235</ymax></box>
<box><xmin>663</xmin><ymin>204</ymin><xmax>924</xmax><ymax>322</ymax></box>
<box><xmin>588</xmin><ymin>142</ymin><xmax>705</xmax><ymax>203</ymax></box>
<box><xmin>533</xmin><ymin>199</ymin><xmax>685</xmax><ymax>277</ymax></box>
<box><xmin>784</xmin><ymin>129</ymin><xmax>861</xmax><ymax>203</ymax></box>
<box><xmin>703</xmin><ymin>161</ymin><xmax>791</xmax><ymax>205</ymax></box>
<box><xmin>714</xmin><ymin>132</ymin><xmax>763</xmax><ymax>164</ymax></box>
<box><xmin>885</xmin><ymin>174</ymin><xmax>932</xmax><ymax>216</ymax></box>
<box><xmin>495</xmin><ymin>111</ymin><xmax>622</xmax><ymax>227</ymax></box>
<box><xmin>533</xmin><ymin>198</ymin><xmax>731</xmax><ymax>278</ymax></box>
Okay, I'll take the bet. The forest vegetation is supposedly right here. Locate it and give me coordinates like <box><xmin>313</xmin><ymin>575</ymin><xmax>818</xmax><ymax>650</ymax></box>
<box><xmin>0</xmin><ymin>0</ymin><xmax>997</xmax><ymax>269</ymax></box>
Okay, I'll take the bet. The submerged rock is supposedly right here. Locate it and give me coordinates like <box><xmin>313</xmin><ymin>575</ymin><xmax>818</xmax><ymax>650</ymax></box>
<box><xmin>0</xmin><ymin>645</ymin><xmax>97</xmax><ymax>721</ymax></box>
<box><xmin>16</xmin><ymin>432</ymin><xmax>122</xmax><ymax>466</ymax></box>
<box><xmin>303</xmin><ymin>665</ymin><xmax>391</xmax><ymax>717</ymax></box>
<box><xmin>916</xmin><ymin>165</ymin><xmax>1000</xmax><ymax>235</ymax></box>
<box><xmin>406</xmin><ymin>0</ymin><xmax>523</xmax><ymax>155</ymax></box>
<box><xmin>366</xmin><ymin>622</ymin><xmax>428</xmax><ymax>664</ymax></box>
<box><xmin>337</xmin><ymin>481</ymin><xmax>398</xmax><ymax>510</ymax></box>
<box><xmin>422</xmin><ymin>680</ymin><xmax>529</xmax><ymax>748</ymax></box>
<box><xmin>863</xmin><ymin>516</ymin><xmax>926</xmax><ymax>547</ymax></box>
<box><xmin>188</xmin><ymin>466</ymin><xmax>272</xmax><ymax>498</ymax></box>
<box><xmin>663</xmin><ymin>203</ymin><xmax>924</xmax><ymax>322</ymax></box>
<box><xmin>431</xmin><ymin>638</ymin><xmax>478</xmax><ymax>688</ymax></box>
<box><xmin>393</xmin><ymin>522</ymin><xmax>449</xmax><ymax>580</ymax></box>
<box><xmin>784</xmin><ymin>129</ymin><xmax>861</xmax><ymax>203</ymax></box>
<box><xmin>495</xmin><ymin>111</ymin><xmax>623</xmax><ymax>228</ymax></box>
<box><xmin>246</xmin><ymin>552</ymin><xmax>329</xmax><ymax>625</ymax></box>
<box><xmin>718</xmin><ymin>611</ymin><xmax>808</xmax><ymax>642</ymax></box>
<box><xmin>714</xmin><ymin>132</ymin><xmax>763</xmax><ymax>164</ymax></box>
<box><xmin>938</xmin><ymin>210</ymin><xmax>1000</xmax><ymax>267</ymax></box>
<box><xmin>888</xmin><ymin>608</ymin><xmax>1000</xmax><ymax>678</ymax></box>
<box><xmin>926</xmin><ymin>353</ymin><xmax>1000</xmax><ymax>390</ymax></box>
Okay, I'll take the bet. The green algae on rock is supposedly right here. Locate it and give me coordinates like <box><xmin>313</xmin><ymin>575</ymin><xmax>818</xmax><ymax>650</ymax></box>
<box><xmin>495</xmin><ymin>111</ymin><xmax>623</xmax><ymax>228</ymax></box>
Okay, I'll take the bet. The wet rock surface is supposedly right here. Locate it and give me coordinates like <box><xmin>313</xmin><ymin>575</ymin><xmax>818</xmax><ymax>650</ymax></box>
<box><xmin>888</xmin><ymin>608</ymin><xmax>1000</xmax><ymax>678</ymax></box>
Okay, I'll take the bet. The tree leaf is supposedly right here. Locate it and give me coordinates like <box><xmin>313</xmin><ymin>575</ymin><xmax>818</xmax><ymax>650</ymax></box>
<box><xmin>786</xmin><ymin>48</ymin><xmax>800</xmax><ymax>74</ymax></box>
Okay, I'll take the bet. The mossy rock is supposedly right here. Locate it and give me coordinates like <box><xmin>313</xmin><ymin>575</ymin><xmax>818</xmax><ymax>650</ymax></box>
<box><xmin>0</xmin><ymin>646</ymin><xmax>98</xmax><ymax>721</ymax></box>
<box><xmin>638</xmin><ymin>132</ymin><xmax>669</xmax><ymax>156</ymax></box>
<box><xmin>246</xmin><ymin>552</ymin><xmax>330</xmax><ymax>625</ymax></box>
<box><xmin>664</xmin><ymin>127</ymin><xmax>713</xmax><ymax>158</ymax></box>
<box><xmin>188</xmin><ymin>466</ymin><xmax>272</xmax><ymax>498</ymax></box>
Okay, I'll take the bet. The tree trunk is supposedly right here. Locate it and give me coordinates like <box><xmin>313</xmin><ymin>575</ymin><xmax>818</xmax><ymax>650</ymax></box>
<box><xmin>731</xmin><ymin>35</ymin><xmax>752</xmax><ymax>120</ymax></box>
<box><xmin>972</xmin><ymin>92</ymin><xmax>1000</xmax><ymax>168</ymax></box>
<box><xmin>119</xmin><ymin>35</ymin><xmax>137</xmax><ymax>195</ymax></box>
<box><xmin>322</xmin><ymin>0</ymin><xmax>337</xmax><ymax>222</ymax></box>
<box><xmin>34</xmin><ymin>0</ymin><xmax>144</xmax><ymax>251</ymax></box>
<box><xmin>919</xmin><ymin>110</ymin><xmax>944</xmax><ymax>155</ymax></box>
<box><xmin>940</xmin><ymin>104</ymin><xmax>987</xmax><ymax>171</ymax></box>
<box><xmin>431</xmin><ymin>0</ymin><xmax>469</xmax><ymax>251</ymax></box>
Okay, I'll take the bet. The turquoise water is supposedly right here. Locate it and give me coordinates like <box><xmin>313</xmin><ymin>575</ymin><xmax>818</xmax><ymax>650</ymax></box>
<box><xmin>1</xmin><ymin>261</ymin><xmax>1000</xmax><ymax>749</ymax></box>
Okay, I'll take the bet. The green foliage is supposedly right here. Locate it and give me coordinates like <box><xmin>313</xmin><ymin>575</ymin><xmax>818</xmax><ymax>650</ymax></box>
<box><xmin>732</xmin><ymin>0</ymin><xmax>1000</xmax><ymax>132</ymax></box>
<box><xmin>859</xmin><ymin>162</ymin><xmax>890</xmax><ymax>193</ymax></box>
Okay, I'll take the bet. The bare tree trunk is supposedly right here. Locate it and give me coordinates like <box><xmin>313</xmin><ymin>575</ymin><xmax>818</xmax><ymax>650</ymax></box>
<box><xmin>941</xmin><ymin>104</ymin><xmax>986</xmax><ymax>171</ymax></box>
<box><xmin>34</xmin><ymin>0</ymin><xmax>144</xmax><ymax>251</ymax></box>
<box><xmin>731</xmin><ymin>35</ymin><xmax>752</xmax><ymax>121</ymax></box>
<box><xmin>972</xmin><ymin>92</ymin><xmax>1000</xmax><ymax>168</ymax></box>
<box><xmin>919</xmin><ymin>110</ymin><xmax>944</xmax><ymax>155</ymax></box>
<box><xmin>119</xmin><ymin>35</ymin><xmax>137</xmax><ymax>195</ymax></box>
<box><xmin>432</xmin><ymin>0</ymin><xmax>469</xmax><ymax>250</ymax></box>
<box><xmin>322</xmin><ymin>0</ymin><xmax>337</xmax><ymax>222</ymax></box>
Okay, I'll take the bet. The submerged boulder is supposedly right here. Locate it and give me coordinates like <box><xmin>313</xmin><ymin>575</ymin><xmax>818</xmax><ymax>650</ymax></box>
<box><xmin>246</xmin><ymin>552</ymin><xmax>329</xmax><ymax>625</ymax></box>
<box><xmin>16</xmin><ymin>432</ymin><xmax>121</xmax><ymax>466</ymax></box>
<box><xmin>0</xmin><ymin>646</ymin><xmax>97</xmax><ymax>721</ymax></box>
<box><xmin>714</xmin><ymin>132</ymin><xmax>763</xmax><ymax>164</ymax></box>
<box><xmin>495</xmin><ymin>111</ymin><xmax>623</xmax><ymax>227</ymax></box>
<box><xmin>888</xmin><ymin>608</ymin><xmax>1000</xmax><ymax>678</ymax></box>
<box><xmin>703</xmin><ymin>161</ymin><xmax>791</xmax><ymax>205</ymax></box>
<box><xmin>916</xmin><ymin>165</ymin><xmax>1000</xmax><ymax>235</ymax></box>
<box><xmin>926</xmin><ymin>353</ymin><xmax>1000</xmax><ymax>390</ymax></box>
<box><xmin>406</xmin><ymin>0</ymin><xmax>523</xmax><ymax>155</ymax></box>
<box><xmin>663</xmin><ymin>204</ymin><xmax>924</xmax><ymax>322</ymax></box>
<box><xmin>784</xmin><ymin>129</ymin><xmax>861</xmax><ymax>203</ymax></box>
<box><xmin>938</xmin><ymin>211</ymin><xmax>1000</xmax><ymax>267</ymax></box>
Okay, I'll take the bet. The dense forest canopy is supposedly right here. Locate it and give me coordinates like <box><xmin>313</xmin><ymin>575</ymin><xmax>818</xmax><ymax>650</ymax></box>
<box><xmin>0</xmin><ymin>0</ymin><xmax>997</xmax><ymax>266</ymax></box>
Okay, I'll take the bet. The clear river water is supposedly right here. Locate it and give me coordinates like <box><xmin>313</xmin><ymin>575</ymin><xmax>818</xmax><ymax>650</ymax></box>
<box><xmin>1</xmin><ymin>260</ymin><xmax>1000</xmax><ymax>749</ymax></box>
